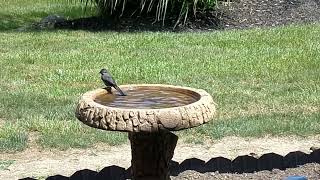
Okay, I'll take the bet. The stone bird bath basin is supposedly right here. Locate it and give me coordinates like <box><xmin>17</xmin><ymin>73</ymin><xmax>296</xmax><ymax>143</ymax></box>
<box><xmin>75</xmin><ymin>84</ymin><xmax>216</xmax><ymax>180</ymax></box>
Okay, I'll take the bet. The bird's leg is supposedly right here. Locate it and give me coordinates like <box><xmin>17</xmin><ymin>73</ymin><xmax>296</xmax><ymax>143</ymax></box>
<box><xmin>104</xmin><ymin>86</ymin><xmax>112</xmax><ymax>94</ymax></box>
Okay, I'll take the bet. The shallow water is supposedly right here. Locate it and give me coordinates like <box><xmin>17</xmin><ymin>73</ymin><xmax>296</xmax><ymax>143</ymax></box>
<box><xmin>94</xmin><ymin>88</ymin><xmax>199</xmax><ymax>109</ymax></box>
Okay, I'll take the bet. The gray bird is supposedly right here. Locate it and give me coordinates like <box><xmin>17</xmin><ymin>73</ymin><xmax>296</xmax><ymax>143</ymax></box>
<box><xmin>99</xmin><ymin>68</ymin><xmax>126</xmax><ymax>96</ymax></box>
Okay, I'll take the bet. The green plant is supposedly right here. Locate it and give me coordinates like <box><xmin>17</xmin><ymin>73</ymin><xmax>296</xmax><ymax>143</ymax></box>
<box><xmin>68</xmin><ymin>0</ymin><xmax>218</xmax><ymax>27</ymax></box>
<box><xmin>0</xmin><ymin>125</ymin><xmax>28</xmax><ymax>152</ymax></box>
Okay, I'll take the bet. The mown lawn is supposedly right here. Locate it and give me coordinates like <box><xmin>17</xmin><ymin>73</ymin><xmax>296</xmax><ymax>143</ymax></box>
<box><xmin>0</xmin><ymin>0</ymin><xmax>319</xmax><ymax>152</ymax></box>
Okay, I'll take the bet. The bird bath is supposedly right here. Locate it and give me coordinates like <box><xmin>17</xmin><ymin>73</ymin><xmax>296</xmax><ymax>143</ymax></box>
<box><xmin>75</xmin><ymin>84</ymin><xmax>216</xmax><ymax>180</ymax></box>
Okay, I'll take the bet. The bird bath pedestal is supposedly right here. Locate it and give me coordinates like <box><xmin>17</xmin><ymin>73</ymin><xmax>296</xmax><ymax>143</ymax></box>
<box><xmin>75</xmin><ymin>84</ymin><xmax>216</xmax><ymax>180</ymax></box>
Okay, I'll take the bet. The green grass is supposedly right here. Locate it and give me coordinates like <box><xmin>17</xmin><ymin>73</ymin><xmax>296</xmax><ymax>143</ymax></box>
<box><xmin>0</xmin><ymin>160</ymin><xmax>15</xmax><ymax>170</ymax></box>
<box><xmin>0</xmin><ymin>125</ymin><xmax>28</xmax><ymax>152</ymax></box>
<box><xmin>0</xmin><ymin>0</ymin><xmax>320</xmax><ymax>152</ymax></box>
<box><xmin>0</xmin><ymin>0</ymin><xmax>95</xmax><ymax>31</ymax></box>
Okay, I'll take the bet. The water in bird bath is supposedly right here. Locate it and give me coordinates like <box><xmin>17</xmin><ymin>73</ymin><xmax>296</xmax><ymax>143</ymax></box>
<box><xmin>94</xmin><ymin>87</ymin><xmax>200</xmax><ymax>109</ymax></box>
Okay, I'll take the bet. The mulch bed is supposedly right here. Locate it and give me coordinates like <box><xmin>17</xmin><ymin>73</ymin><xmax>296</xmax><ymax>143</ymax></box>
<box><xmin>219</xmin><ymin>0</ymin><xmax>320</xmax><ymax>29</ymax></box>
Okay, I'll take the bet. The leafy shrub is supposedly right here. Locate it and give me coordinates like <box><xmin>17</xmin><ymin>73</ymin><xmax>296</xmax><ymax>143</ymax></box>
<box><xmin>68</xmin><ymin>0</ymin><xmax>219</xmax><ymax>27</ymax></box>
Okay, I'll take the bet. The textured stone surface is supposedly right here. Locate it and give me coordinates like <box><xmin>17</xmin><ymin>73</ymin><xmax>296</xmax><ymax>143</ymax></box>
<box><xmin>75</xmin><ymin>84</ymin><xmax>216</xmax><ymax>132</ymax></box>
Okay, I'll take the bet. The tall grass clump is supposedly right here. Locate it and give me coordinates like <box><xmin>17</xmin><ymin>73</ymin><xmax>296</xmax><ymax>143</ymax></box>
<box><xmin>68</xmin><ymin>0</ymin><xmax>219</xmax><ymax>27</ymax></box>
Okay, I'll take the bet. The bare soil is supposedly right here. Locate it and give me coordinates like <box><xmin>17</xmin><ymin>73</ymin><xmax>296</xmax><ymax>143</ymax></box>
<box><xmin>1</xmin><ymin>136</ymin><xmax>320</xmax><ymax>179</ymax></box>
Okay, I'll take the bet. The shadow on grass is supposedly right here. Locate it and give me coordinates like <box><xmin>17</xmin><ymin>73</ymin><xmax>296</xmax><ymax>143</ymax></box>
<box><xmin>51</xmin><ymin>12</ymin><xmax>222</xmax><ymax>33</ymax></box>
<box><xmin>0</xmin><ymin>9</ymin><xmax>72</xmax><ymax>31</ymax></box>
<box><xmin>0</xmin><ymin>9</ymin><xmax>222</xmax><ymax>32</ymax></box>
<box><xmin>19</xmin><ymin>149</ymin><xmax>320</xmax><ymax>180</ymax></box>
<box><xmin>0</xmin><ymin>5</ymin><xmax>93</xmax><ymax>32</ymax></box>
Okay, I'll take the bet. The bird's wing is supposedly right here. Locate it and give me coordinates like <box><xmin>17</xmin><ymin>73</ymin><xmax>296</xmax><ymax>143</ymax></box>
<box><xmin>102</xmin><ymin>73</ymin><xmax>117</xmax><ymax>86</ymax></box>
<box><xmin>113</xmin><ymin>85</ymin><xmax>126</xmax><ymax>96</ymax></box>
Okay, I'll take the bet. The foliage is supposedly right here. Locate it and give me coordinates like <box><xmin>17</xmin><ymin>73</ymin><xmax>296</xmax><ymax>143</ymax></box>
<box><xmin>68</xmin><ymin>0</ymin><xmax>218</xmax><ymax>27</ymax></box>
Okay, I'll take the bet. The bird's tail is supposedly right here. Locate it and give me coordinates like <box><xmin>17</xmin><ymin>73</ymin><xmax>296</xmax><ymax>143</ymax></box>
<box><xmin>114</xmin><ymin>85</ymin><xmax>126</xmax><ymax>96</ymax></box>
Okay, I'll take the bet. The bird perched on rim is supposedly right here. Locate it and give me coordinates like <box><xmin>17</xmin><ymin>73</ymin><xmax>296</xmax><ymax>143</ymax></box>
<box><xmin>99</xmin><ymin>68</ymin><xmax>126</xmax><ymax>96</ymax></box>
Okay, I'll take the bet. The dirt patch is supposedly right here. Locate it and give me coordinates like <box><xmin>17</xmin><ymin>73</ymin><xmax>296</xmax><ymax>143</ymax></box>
<box><xmin>1</xmin><ymin>136</ymin><xmax>320</xmax><ymax>179</ymax></box>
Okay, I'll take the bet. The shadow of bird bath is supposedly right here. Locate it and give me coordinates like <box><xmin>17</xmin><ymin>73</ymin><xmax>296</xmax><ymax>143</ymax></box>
<box><xmin>21</xmin><ymin>149</ymin><xmax>320</xmax><ymax>179</ymax></box>
<box><xmin>75</xmin><ymin>84</ymin><xmax>216</xmax><ymax>180</ymax></box>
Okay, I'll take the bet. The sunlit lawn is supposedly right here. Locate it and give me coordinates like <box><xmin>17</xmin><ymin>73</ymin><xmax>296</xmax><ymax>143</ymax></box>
<box><xmin>0</xmin><ymin>0</ymin><xmax>319</xmax><ymax>152</ymax></box>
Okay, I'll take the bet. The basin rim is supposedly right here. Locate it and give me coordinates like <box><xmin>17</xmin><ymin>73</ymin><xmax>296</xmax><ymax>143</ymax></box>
<box><xmin>75</xmin><ymin>84</ymin><xmax>216</xmax><ymax>132</ymax></box>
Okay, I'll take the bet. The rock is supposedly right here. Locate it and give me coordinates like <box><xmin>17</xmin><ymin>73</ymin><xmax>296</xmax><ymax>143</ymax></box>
<box><xmin>40</xmin><ymin>15</ymin><xmax>66</xmax><ymax>24</ymax></box>
<box><xmin>36</xmin><ymin>14</ymin><xmax>67</xmax><ymax>29</ymax></box>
